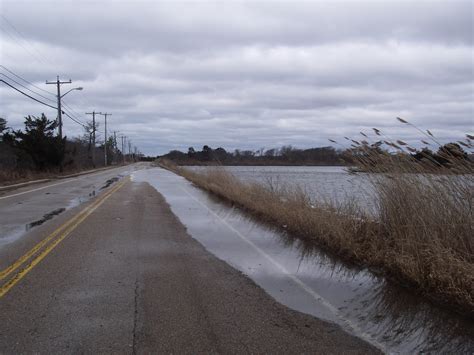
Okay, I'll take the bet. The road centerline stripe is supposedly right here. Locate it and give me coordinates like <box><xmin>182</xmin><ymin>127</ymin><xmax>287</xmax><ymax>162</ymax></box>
<box><xmin>0</xmin><ymin>179</ymin><xmax>128</xmax><ymax>298</ymax></box>
<box><xmin>1</xmin><ymin>189</ymin><xmax>105</xmax><ymax>280</ymax></box>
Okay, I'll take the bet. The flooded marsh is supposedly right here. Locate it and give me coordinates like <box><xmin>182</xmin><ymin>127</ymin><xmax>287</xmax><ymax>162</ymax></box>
<box><xmin>136</xmin><ymin>167</ymin><xmax>474</xmax><ymax>353</ymax></box>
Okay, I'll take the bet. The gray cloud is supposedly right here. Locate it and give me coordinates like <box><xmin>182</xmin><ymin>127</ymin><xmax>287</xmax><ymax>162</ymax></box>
<box><xmin>1</xmin><ymin>0</ymin><xmax>472</xmax><ymax>155</ymax></box>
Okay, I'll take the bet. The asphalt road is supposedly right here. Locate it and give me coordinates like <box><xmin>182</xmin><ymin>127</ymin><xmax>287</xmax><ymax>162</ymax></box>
<box><xmin>0</xmin><ymin>167</ymin><xmax>379</xmax><ymax>353</ymax></box>
<box><xmin>0</xmin><ymin>164</ymin><xmax>144</xmax><ymax>249</ymax></box>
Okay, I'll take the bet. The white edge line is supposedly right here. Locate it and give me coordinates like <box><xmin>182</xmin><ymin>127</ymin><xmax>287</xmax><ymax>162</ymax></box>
<box><xmin>0</xmin><ymin>166</ymin><xmax>129</xmax><ymax>201</ymax></box>
<box><xmin>0</xmin><ymin>179</ymin><xmax>80</xmax><ymax>200</ymax></box>
<box><xmin>177</xmin><ymin>183</ymin><xmax>387</xmax><ymax>352</ymax></box>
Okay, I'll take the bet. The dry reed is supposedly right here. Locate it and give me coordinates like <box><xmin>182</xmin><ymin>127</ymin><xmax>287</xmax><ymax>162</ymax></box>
<box><xmin>158</xmin><ymin>120</ymin><xmax>473</xmax><ymax>316</ymax></box>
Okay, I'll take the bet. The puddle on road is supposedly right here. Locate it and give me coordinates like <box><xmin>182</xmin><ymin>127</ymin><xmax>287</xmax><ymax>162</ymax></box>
<box><xmin>1</xmin><ymin>174</ymin><xmax>124</xmax><ymax>246</ymax></box>
<box><xmin>0</xmin><ymin>225</ymin><xmax>27</xmax><ymax>247</ymax></box>
<box><xmin>26</xmin><ymin>208</ymin><xmax>66</xmax><ymax>229</ymax></box>
<box><xmin>100</xmin><ymin>177</ymin><xmax>119</xmax><ymax>190</ymax></box>
<box><xmin>2</xmin><ymin>207</ymin><xmax>67</xmax><ymax>247</ymax></box>
<box><xmin>133</xmin><ymin>168</ymin><xmax>474</xmax><ymax>354</ymax></box>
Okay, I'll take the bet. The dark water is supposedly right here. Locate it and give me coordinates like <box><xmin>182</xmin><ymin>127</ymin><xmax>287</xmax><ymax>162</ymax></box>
<box><xmin>135</xmin><ymin>168</ymin><xmax>474</xmax><ymax>354</ymax></box>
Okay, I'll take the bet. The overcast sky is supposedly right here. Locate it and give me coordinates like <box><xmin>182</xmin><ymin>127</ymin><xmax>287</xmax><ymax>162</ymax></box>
<box><xmin>1</xmin><ymin>0</ymin><xmax>472</xmax><ymax>155</ymax></box>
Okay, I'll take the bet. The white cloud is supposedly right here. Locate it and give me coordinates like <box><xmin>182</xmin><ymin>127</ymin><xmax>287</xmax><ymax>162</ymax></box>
<box><xmin>1</xmin><ymin>0</ymin><xmax>472</xmax><ymax>155</ymax></box>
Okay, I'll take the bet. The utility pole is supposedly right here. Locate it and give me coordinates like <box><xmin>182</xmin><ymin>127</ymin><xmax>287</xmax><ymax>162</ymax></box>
<box><xmin>114</xmin><ymin>131</ymin><xmax>117</xmax><ymax>164</ymax></box>
<box><xmin>86</xmin><ymin>111</ymin><xmax>101</xmax><ymax>168</ymax></box>
<box><xmin>98</xmin><ymin>113</ymin><xmax>111</xmax><ymax>166</ymax></box>
<box><xmin>121</xmin><ymin>135</ymin><xmax>125</xmax><ymax>164</ymax></box>
<box><xmin>46</xmin><ymin>76</ymin><xmax>71</xmax><ymax>139</ymax></box>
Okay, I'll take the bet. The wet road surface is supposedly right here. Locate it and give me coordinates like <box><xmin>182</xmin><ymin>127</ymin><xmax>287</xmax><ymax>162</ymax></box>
<box><xmin>0</xmin><ymin>166</ymin><xmax>378</xmax><ymax>353</ymax></box>
<box><xmin>133</xmin><ymin>167</ymin><xmax>474</xmax><ymax>354</ymax></box>
<box><xmin>0</xmin><ymin>164</ymin><xmax>142</xmax><ymax>248</ymax></box>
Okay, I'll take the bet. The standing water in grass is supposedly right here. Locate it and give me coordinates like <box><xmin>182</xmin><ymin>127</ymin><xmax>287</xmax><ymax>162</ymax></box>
<box><xmin>135</xmin><ymin>167</ymin><xmax>474</xmax><ymax>353</ymax></box>
<box><xmin>185</xmin><ymin>164</ymin><xmax>472</xmax><ymax>313</ymax></box>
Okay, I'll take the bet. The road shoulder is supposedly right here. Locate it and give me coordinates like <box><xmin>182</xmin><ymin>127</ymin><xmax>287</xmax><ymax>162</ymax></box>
<box><xmin>133</xmin><ymin>182</ymin><xmax>379</xmax><ymax>354</ymax></box>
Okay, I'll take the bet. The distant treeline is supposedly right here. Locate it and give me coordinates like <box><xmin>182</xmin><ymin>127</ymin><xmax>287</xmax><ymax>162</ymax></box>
<box><xmin>161</xmin><ymin>145</ymin><xmax>346</xmax><ymax>165</ymax></box>
<box><xmin>160</xmin><ymin>142</ymin><xmax>473</xmax><ymax>169</ymax></box>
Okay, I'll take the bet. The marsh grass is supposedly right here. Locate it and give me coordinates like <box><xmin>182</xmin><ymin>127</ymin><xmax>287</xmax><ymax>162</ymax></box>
<box><xmin>158</xmin><ymin>121</ymin><xmax>473</xmax><ymax>315</ymax></box>
<box><xmin>354</xmin><ymin>136</ymin><xmax>473</xmax><ymax>314</ymax></box>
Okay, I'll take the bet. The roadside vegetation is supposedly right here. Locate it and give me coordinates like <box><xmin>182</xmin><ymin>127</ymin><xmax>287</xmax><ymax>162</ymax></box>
<box><xmin>0</xmin><ymin>115</ymin><xmax>138</xmax><ymax>185</ymax></box>
<box><xmin>158</xmin><ymin>118</ymin><xmax>473</xmax><ymax>316</ymax></box>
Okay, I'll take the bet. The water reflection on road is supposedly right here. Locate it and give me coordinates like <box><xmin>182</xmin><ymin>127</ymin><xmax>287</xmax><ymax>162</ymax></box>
<box><xmin>133</xmin><ymin>167</ymin><xmax>473</xmax><ymax>353</ymax></box>
<box><xmin>0</xmin><ymin>166</ymin><xmax>139</xmax><ymax>247</ymax></box>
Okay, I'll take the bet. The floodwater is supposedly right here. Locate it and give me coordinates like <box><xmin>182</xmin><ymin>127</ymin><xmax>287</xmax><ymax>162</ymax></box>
<box><xmin>187</xmin><ymin>165</ymin><xmax>378</xmax><ymax>214</ymax></box>
<box><xmin>0</xmin><ymin>166</ymin><xmax>135</xmax><ymax>247</ymax></box>
<box><xmin>133</xmin><ymin>167</ymin><xmax>474</xmax><ymax>354</ymax></box>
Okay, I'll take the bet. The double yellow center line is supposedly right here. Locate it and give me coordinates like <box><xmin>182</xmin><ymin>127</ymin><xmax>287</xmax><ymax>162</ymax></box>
<box><xmin>0</xmin><ymin>178</ymin><xmax>128</xmax><ymax>298</ymax></box>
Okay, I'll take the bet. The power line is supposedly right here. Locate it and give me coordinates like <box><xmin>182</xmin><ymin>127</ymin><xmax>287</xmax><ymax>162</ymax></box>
<box><xmin>0</xmin><ymin>65</ymin><xmax>55</xmax><ymax>97</ymax></box>
<box><xmin>61</xmin><ymin>95</ymin><xmax>89</xmax><ymax>126</ymax></box>
<box><xmin>63</xmin><ymin>111</ymin><xmax>86</xmax><ymax>128</ymax></box>
<box><xmin>0</xmin><ymin>79</ymin><xmax>57</xmax><ymax>110</ymax></box>
<box><xmin>0</xmin><ymin>23</ymin><xmax>47</xmax><ymax>67</ymax></box>
<box><xmin>1</xmin><ymin>74</ymin><xmax>84</xmax><ymax>127</ymax></box>
<box><xmin>61</xmin><ymin>106</ymin><xmax>86</xmax><ymax>126</ymax></box>
<box><xmin>62</xmin><ymin>100</ymin><xmax>86</xmax><ymax>119</ymax></box>
<box><xmin>0</xmin><ymin>72</ymin><xmax>57</xmax><ymax>104</ymax></box>
<box><xmin>0</xmin><ymin>15</ymin><xmax>51</xmax><ymax>67</ymax></box>
<box><xmin>0</xmin><ymin>15</ymin><xmax>53</xmax><ymax>66</ymax></box>
<box><xmin>0</xmin><ymin>79</ymin><xmax>86</xmax><ymax>128</ymax></box>
<box><xmin>1</xmin><ymin>70</ymin><xmax>86</xmax><ymax>126</ymax></box>
<box><xmin>46</xmin><ymin>76</ymin><xmax>73</xmax><ymax>139</ymax></box>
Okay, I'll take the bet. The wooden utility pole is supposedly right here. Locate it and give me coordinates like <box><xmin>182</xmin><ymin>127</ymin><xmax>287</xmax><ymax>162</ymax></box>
<box><xmin>98</xmin><ymin>113</ymin><xmax>111</xmax><ymax>166</ymax></box>
<box><xmin>86</xmin><ymin>111</ymin><xmax>101</xmax><ymax>168</ymax></box>
<box><xmin>114</xmin><ymin>131</ymin><xmax>117</xmax><ymax>163</ymax></box>
<box><xmin>46</xmin><ymin>76</ymin><xmax>71</xmax><ymax>139</ymax></box>
<box><xmin>121</xmin><ymin>135</ymin><xmax>125</xmax><ymax>164</ymax></box>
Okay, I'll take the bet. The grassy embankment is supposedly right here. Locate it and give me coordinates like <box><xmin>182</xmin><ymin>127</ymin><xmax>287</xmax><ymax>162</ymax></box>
<box><xmin>159</xmin><ymin>126</ymin><xmax>473</xmax><ymax>316</ymax></box>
